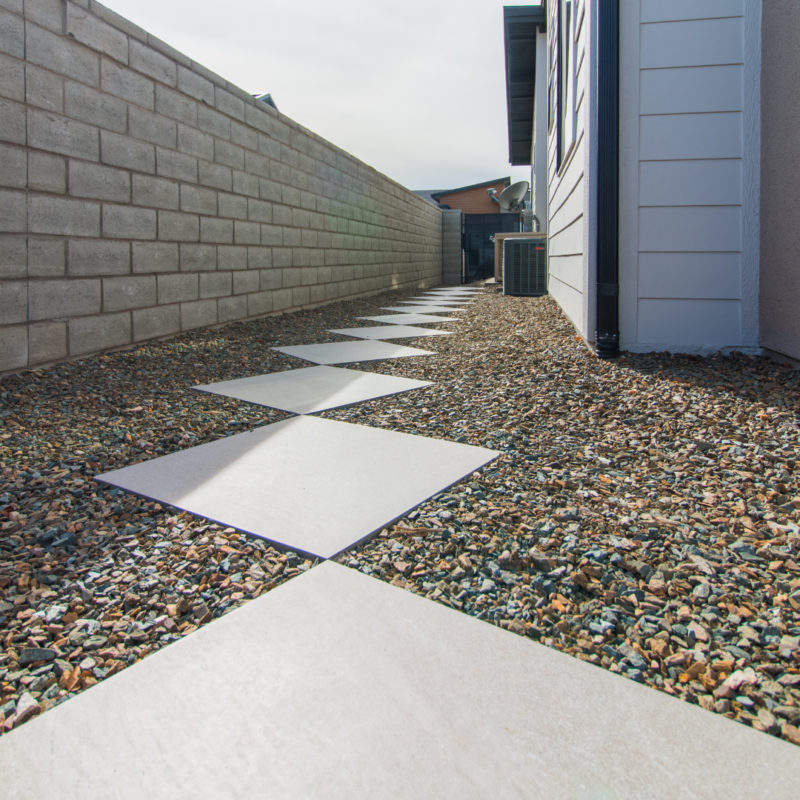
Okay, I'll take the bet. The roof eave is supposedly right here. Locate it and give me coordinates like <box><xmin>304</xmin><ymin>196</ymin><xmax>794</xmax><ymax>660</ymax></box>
<box><xmin>504</xmin><ymin>5</ymin><xmax>547</xmax><ymax>167</ymax></box>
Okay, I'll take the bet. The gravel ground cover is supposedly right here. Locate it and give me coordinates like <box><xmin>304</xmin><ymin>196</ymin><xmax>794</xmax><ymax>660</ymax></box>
<box><xmin>0</xmin><ymin>287</ymin><xmax>444</xmax><ymax>734</ymax></box>
<box><xmin>2</xmin><ymin>283</ymin><xmax>800</xmax><ymax>748</ymax></box>
<box><xmin>329</xmin><ymin>287</ymin><xmax>800</xmax><ymax>746</ymax></box>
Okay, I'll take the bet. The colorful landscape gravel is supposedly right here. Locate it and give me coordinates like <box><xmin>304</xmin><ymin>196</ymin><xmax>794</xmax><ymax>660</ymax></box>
<box><xmin>329</xmin><ymin>288</ymin><xmax>800</xmax><ymax>746</ymax></box>
<box><xmin>2</xmin><ymin>283</ymin><xmax>799</xmax><ymax>748</ymax></box>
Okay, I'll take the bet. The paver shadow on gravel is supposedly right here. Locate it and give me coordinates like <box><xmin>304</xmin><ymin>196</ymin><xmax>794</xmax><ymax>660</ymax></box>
<box><xmin>1</xmin><ymin>561</ymin><xmax>798</xmax><ymax>800</ymax></box>
<box><xmin>193</xmin><ymin>366</ymin><xmax>433</xmax><ymax>415</ymax></box>
<box><xmin>97</xmin><ymin>416</ymin><xmax>498</xmax><ymax>559</ymax></box>
<box><xmin>271</xmin><ymin>340</ymin><xmax>436</xmax><ymax>365</ymax></box>
<box><xmin>329</xmin><ymin>326</ymin><xmax>454</xmax><ymax>340</ymax></box>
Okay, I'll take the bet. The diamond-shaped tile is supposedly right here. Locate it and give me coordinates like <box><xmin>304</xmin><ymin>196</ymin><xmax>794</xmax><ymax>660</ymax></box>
<box><xmin>272</xmin><ymin>340</ymin><xmax>435</xmax><ymax>365</ymax></box>
<box><xmin>356</xmin><ymin>314</ymin><xmax>458</xmax><ymax>325</ymax></box>
<box><xmin>398</xmin><ymin>297</ymin><xmax>472</xmax><ymax>313</ymax></box>
<box><xmin>380</xmin><ymin>306</ymin><xmax>466</xmax><ymax>314</ymax></box>
<box><xmin>328</xmin><ymin>326</ymin><xmax>454</xmax><ymax>340</ymax></box>
<box><xmin>194</xmin><ymin>366</ymin><xmax>432</xmax><ymax>415</ymax></box>
<box><xmin>97</xmin><ymin>416</ymin><xmax>498</xmax><ymax>559</ymax></box>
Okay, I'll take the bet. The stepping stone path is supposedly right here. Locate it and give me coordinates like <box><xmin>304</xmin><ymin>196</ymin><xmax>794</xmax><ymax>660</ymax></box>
<box><xmin>98</xmin><ymin>285</ymin><xmax>497</xmax><ymax>560</ymax></box>
<box><xmin>4</xmin><ymin>282</ymin><xmax>797</xmax><ymax>794</ymax></box>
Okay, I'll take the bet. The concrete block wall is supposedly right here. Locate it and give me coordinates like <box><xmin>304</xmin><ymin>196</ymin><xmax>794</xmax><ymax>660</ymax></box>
<box><xmin>441</xmin><ymin>209</ymin><xmax>462</xmax><ymax>285</ymax></box>
<box><xmin>0</xmin><ymin>0</ymin><xmax>443</xmax><ymax>372</ymax></box>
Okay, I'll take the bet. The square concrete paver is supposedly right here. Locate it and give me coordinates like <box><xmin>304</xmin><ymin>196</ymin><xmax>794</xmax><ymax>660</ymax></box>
<box><xmin>420</xmin><ymin>293</ymin><xmax>479</xmax><ymax>300</ymax></box>
<box><xmin>194</xmin><ymin>366</ymin><xmax>433</xmax><ymax>415</ymax></box>
<box><xmin>3</xmin><ymin>561</ymin><xmax>798</xmax><ymax>800</ymax></box>
<box><xmin>356</xmin><ymin>314</ymin><xmax>459</xmax><ymax>325</ymax></box>
<box><xmin>271</xmin><ymin>340</ymin><xmax>435</xmax><ymax>365</ymax></box>
<box><xmin>97</xmin><ymin>416</ymin><xmax>497</xmax><ymax>559</ymax></box>
<box><xmin>380</xmin><ymin>306</ymin><xmax>467</xmax><ymax>314</ymax></box>
<box><xmin>329</xmin><ymin>325</ymin><xmax>454</xmax><ymax>340</ymax></box>
<box><xmin>417</xmin><ymin>294</ymin><xmax>478</xmax><ymax>302</ymax></box>
<box><xmin>405</xmin><ymin>298</ymin><xmax>472</xmax><ymax>305</ymax></box>
<box><xmin>425</xmin><ymin>286</ymin><xmax>483</xmax><ymax>294</ymax></box>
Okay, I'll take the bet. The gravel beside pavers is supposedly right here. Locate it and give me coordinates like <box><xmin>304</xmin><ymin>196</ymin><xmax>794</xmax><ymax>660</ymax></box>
<box><xmin>328</xmin><ymin>287</ymin><xmax>800</xmax><ymax>746</ymax></box>
<box><xmin>2</xmin><ymin>283</ymin><xmax>800</xmax><ymax>747</ymax></box>
<box><xmin>0</xmin><ymin>290</ymin><xmax>436</xmax><ymax>734</ymax></box>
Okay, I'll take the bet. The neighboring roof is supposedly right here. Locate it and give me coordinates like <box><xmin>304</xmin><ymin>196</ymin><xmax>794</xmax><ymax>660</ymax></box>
<box><xmin>413</xmin><ymin>190</ymin><xmax>444</xmax><ymax>207</ymax></box>
<box><xmin>253</xmin><ymin>93</ymin><xmax>278</xmax><ymax>111</ymax></box>
<box><xmin>430</xmin><ymin>177</ymin><xmax>511</xmax><ymax>201</ymax></box>
<box><xmin>504</xmin><ymin>5</ymin><xmax>547</xmax><ymax>166</ymax></box>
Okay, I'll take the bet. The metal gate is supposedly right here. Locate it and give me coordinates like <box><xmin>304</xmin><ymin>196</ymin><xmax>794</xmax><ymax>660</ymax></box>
<box><xmin>462</xmin><ymin>213</ymin><xmax>521</xmax><ymax>282</ymax></box>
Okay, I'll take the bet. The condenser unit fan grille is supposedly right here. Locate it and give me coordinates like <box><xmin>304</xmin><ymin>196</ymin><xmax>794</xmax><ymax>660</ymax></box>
<box><xmin>503</xmin><ymin>238</ymin><xmax>547</xmax><ymax>296</ymax></box>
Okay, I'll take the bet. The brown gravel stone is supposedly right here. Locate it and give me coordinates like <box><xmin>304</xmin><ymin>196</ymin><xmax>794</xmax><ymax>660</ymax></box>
<box><xmin>331</xmin><ymin>287</ymin><xmax>800</xmax><ymax>744</ymax></box>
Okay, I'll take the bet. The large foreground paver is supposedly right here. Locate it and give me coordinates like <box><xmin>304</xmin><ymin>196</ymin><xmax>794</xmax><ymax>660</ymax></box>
<box><xmin>1</xmin><ymin>562</ymin><xmax>798</xmax><ymax>799</ymax></box>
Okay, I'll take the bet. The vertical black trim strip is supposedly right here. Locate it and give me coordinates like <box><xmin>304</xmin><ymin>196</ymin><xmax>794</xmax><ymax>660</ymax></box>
<box><xmin>595</xmin><ymin>0</ymin><xmax>620</xmax><ymax>358</ymax></box>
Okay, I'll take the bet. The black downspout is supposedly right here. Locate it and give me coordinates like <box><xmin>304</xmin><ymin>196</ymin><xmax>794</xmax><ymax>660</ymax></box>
<box><xmin>595</xmin><ymin>0</ymin><xmax>620</xmax><ymax>358</ymax></box>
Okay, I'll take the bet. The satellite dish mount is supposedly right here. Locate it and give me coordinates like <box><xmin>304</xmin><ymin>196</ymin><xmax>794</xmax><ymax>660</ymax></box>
<box><xmin>487</xmin><ymin>180</ymin><xmax>529</xmax><ymax>212</ymax></box>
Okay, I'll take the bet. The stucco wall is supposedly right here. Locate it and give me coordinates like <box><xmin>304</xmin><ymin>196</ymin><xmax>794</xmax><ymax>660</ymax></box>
<box><xmin>760</xmin><ymin>0</ymin><xmax>800</xmax><ymax>362</ymax></box>
<box><xmin>0</xmin><ymin>0</ymin><xmax>442</xmax><ymax>374</ymax></box>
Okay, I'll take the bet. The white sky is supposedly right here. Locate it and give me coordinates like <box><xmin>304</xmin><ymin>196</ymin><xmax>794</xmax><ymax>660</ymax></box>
<box><xmin>102</xmin><ymin>0</ymin><xmax>536</xmax><ymax>191</ymax></box>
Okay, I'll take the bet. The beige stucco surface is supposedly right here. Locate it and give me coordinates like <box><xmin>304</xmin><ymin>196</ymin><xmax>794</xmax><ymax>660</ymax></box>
<box><xmin>760</xmin><ymin>0</ymin><xmax>800</xmax><ymax>361</ymax></box>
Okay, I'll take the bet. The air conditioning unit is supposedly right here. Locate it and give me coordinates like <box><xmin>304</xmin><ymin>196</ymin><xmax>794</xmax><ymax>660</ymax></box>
<box><xmin>503</xmin><ymin>236</ymin><xmax>548</xmax><ymax>296</ymax></box>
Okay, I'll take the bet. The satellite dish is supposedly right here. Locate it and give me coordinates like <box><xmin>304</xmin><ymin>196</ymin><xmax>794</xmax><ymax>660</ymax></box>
<box><xmin>496</xmin><ymin>180</ymin><xmax>529</xmax><ymax>211</ymax></box>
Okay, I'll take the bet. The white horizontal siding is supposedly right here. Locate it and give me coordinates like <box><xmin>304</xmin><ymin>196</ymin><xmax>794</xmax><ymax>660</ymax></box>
<box><xmin>548</xmin><ymin>217</ymin><xmax>584</xmax><ymax>257</ymax></box>
<box><xmin>545</xmin><ymin>0</ymin><xmax>591</xmax><ymax>338</ymax></box>
<box><xmin>549</xmin><ymin>176</ymin><xmax>585</xmax><ymax>237</ymax></box>
<box><xmin>639</xmin><ymin>160</ymin><xmax>742</xmax><ymax>206</ymax></box>
<box><xmin>549</xmin><ymin>147</ymin><xmax>584</xmax><ymax>213</ymax></box>
<box><xmin>639</xmin><ymin>113</ymin><xmax>743</xmax><ymax>160</ymax></box>
<box><xmin>639</xmin><ymin>206</ymin><xmax>742</xmax><ymax>251</ymax></box>
<box><xmin>640</xmin><ymin>65</ymin><xmax>743</xmax><ymax>114</ymax></box>
<box><xmin>641</xmin><ymin>0</ymin><xmax>744</xmax><ymax>24</ymax></box>
<box><xmin>619</xmin><ymin>0</ymin><xmax>756</xmax><ymax>354</ymax></box>
<box><xmin>639</xmin><ymin>253</ymin><xmax>741</xmax><ymax>299</ymax></box>
<box><xmin>637</xmin><ymin>298</ymin><xmax>741</xmax><ymax>345</ymax></box>
<box><xmin>640</xmin><ymin>17</ymin><xmax>744</xmax><ymax>68</ymax></box>
<box><xmin>548</xmin><ymin>276</ymin><xmax>585</xmax><ymax>327</ymax></box>
<box><xmin>549</xmin><ymin>254</ymin><xmax>584</xmax><ymax>293</ymax></box>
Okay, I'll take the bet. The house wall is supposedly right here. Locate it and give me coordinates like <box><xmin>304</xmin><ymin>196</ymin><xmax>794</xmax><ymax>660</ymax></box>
<box><xmin>0</xmin><ymin>0</ymin><xmax>443</xmax><ymax>374</ymax></box>
<box><xmin>546</xmin><ymin>0</ymin><xmax>593</xmax><ymax>340</ymax></box>
<box><xmin>619</xmin><ymin>0</ymin><xmax>761</xmax><ymax>354</ymax></box>
<box><xmin>435</xmin><ymin>181</ymin><xmax>508</xmax><ymax>215</ymax></box>
<box><xmin>759</xmin><ymin>0</ymin><xmax>800</xmax><ymax>362</ymax></box>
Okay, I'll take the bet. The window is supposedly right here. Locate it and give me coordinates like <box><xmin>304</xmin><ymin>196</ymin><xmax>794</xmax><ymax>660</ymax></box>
<box><xmin>548</xmin><ymin>28</ymin><xmax>557</xmax><ymax>132</ymax></box>
<box><xmin>556</xmin><ymin>0</ymin><xmax>576</xmax><ymax>171</ymax></box>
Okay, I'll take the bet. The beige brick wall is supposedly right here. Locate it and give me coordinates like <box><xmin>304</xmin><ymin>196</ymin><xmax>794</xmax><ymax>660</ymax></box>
<box><xmin>0</xmin><ymin>0</ymin><xmax>443</xmax><ymax>372</ymax></box>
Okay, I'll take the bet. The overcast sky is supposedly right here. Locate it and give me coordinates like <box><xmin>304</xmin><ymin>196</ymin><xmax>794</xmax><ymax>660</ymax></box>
<box><xmin>103</xmin><ymin>0</ymin><xmax>535</xmax><ymax>191</ymax></box>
